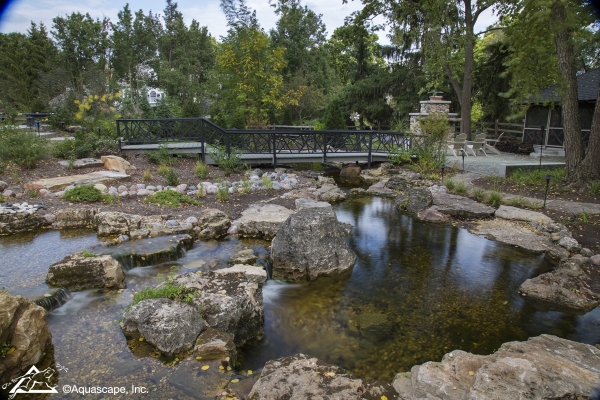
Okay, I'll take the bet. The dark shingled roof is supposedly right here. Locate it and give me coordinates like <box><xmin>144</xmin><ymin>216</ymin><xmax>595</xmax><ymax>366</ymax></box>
<box><xmin>536</xmin><ymin>68</ymin><xmax>600</xmax><ymax>103</ymax></box>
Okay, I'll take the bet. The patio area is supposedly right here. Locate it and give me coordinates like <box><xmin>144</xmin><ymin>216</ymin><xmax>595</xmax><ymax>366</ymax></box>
<box><xmin>444</xmin><ymin>151</ymin><xmax>565</xmax><ymax>177</ymax></box>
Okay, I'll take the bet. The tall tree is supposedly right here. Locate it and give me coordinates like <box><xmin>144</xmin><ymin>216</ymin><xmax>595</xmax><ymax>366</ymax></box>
<box><xmin>213</xmin><ymin>0</ymin><xmax>301</xmax><ymax>127</ymax></box>
<box><xmin>52</xmin><ymin>12</ymin><xmax>110</xmax><ymax>93</ymax></box>
<box><xmin>353</xmin><ymin>0</ymin><xmax>495</xmax><ymax>137</ymax></box>
<box><xmin>500</xmin><ymin>0</ymin><xmax>600</xmax><ymax>185</ymax></box>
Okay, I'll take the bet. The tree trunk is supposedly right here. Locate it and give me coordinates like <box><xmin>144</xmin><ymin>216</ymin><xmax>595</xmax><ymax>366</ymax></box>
<box><xmin>552</xmin><ymin>0</ymin><xmax>584</xmax><ymax>182</ymax></box>
<box><xmin>580</xmin><ymin>87</ymin><xmax>600</xmax><ymax>181</ymax></box>
<box><xmin>461</xmin><ymin>31</ymin><xmax>474</xmax><ymax>140</ymax></box>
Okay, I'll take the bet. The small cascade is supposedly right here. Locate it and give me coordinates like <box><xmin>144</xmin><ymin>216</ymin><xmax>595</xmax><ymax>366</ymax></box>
<box><xmin>265</xmin><ymin>259</ymin><xmax>273</xmax><ymax>280</ymax></box>
<box><xmin>35</xmin><ymin>288</ymin><xmax>71</xmax><ymax>311</ymax></box>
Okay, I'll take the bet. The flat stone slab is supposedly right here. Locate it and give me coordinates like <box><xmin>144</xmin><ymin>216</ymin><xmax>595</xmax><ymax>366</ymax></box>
<box><xmin>431</xmin><ymin>192</ymin><xmax>495</xmax><ymax>219</ymax></box>
<box><xmin>468</xmin><ymin>219</ymin><xmax>555</xmax><ymax>253</ymax></box>
<box><xmin>232</xmin><ymin>204</ymin><xmax>295</xmax><ymax>239</ymax></box>
<box><xmin>495</xmin><ymin>205</ymin><xmax>553</xmax><ymax>223</ymax></box>
<box><xmin>32</xmin><ymin>171</ymin><xmax>129</xmax><ymax>191</ymax></box>
<box><xmin>58</xmin><ymin>158</ymin><xmax>104</xmax><ymax>169</ymax></box>
<box><xmin>393</xmin><ymin>335</ymin><xmax>600</xmax><ymax>399</ymax></box>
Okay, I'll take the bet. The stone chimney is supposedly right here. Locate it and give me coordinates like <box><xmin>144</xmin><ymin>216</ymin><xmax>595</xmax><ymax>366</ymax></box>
<box><xmin>409</xmin><ymin>92</ymin><xmax>460</xmax><ymax>134</ymax></box>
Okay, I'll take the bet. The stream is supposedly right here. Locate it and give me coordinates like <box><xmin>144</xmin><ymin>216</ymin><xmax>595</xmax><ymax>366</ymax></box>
<box><xmin>1</xmin><ymin>196</ymin><xmax>599</xmax><ymax>398</ymax></box>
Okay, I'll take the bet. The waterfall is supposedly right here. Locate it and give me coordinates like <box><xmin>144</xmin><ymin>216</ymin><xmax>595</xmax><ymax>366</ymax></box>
<box><xmin>35</xmin><ymin>288</ymin><xmax>71</xmax><ymax>311</ymax></box>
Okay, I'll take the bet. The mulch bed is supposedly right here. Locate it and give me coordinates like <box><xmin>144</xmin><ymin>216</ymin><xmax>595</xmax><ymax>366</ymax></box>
<box><xmin>0</xmin><ymin>154</ymin><xmax>298</xmax><ymax>221</ymax></box>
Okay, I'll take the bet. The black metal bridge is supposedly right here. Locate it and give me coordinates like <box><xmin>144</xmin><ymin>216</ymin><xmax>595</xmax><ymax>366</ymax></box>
<box><xmin>116</xmin><ymin>118</ymin><xmax>409</xmax><ymax>167</ymax></box>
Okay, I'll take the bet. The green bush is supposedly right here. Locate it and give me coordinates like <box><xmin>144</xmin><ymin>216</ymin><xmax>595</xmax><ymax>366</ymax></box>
<box><xmin>63</xmin><ymin>185</ymin><xmax>105</xmax><ymax>202</ymax></box>
<box><xmin>144</xmin><ymin>190</ymin><xmax>200</xmax><ymax>207</ymax></box>
<box><xmin>211</xmin><ymin>144</ymin><xmax>242</xmax><ymax>176</ymax></box>
<box><xmin>0</xmin><ymin>194</ymin><xmax>5</xmax><ymax>202</ymax></box>
<box><xmin>261</xmin><ymin>175</ymin><xmax>273</xmax><ymax>189</ymax></box>
<box><xmin>216</xmin><ymin>184</ymin><xmax>229</xmax><ymax>202</ymax></box>
<box><xmin>0</xmin><ymin>126</ymin><xmax>48</xmax><ymax>168</ymax></box>
<box><xmin>147</xmin><ymin>145</ymin><xmax>175</xmax><ymax>166</ymax></box>
<box><xmin>165</xmin><ymin>168</ymin><xmax>179</xmax><ymax>186</ymax></box>
<box><xmin>486</xmin><ymin>191</ymin><xmax>503</xmax><ymax>208</ymax></box>
<box><xmin>51</xmin><ymin>131</ymin><xmax>96</xmax><ymax>159</ymax></box>
<box><xmin>195</xmin><ymin>161</ymin><xmax>209</xmax><ymax>178</ymax></box>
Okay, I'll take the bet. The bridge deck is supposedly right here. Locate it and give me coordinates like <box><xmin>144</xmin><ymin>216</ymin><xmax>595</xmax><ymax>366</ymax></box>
<box><xmin>121</xmin><ymin>142</ymin><xmax>390</xmax><ymax>164</ymax></box>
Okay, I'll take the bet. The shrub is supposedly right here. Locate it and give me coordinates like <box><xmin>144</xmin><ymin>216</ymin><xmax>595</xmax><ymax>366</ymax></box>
<box><xmin>0</xmin><ymin>194</ymin><xmax>5</xmax><ymax>202</ymax></box>
<box><xmin>147</xmin><ymin>145</ymin><xmax>174</xmax><ymax>166</ymax></box>
<box><xmin>589</xmin><ymin>181</ymin><xmax>600</xmax><ymax>195</ymax></box>
<box><xmin>144</xmin><ymin>190</ymin><xmax>200</xmax><ymax>208</ymax></box>
<box><xmin>51</xmin><ymin>131</ymin><xmax>97</xmax><ymax>159</ymax></box>
<box><xmin>453</xmin><ymin>181</ymin><xmax>468</xmax><ymax>195</ymax></box>
<box><xmin>165</xmin><ymin>168</ymin><xmax>179</xmax><ymax>186</ymax></box>
<box><xmin>0</xmin><ymin>126</ymin><xmax>48</xmax><ymax>168</ymax></box>
<box><xmin>241</xmin><ymin>179</ymin><xmax>251</xmax><ymax>194</ymax></box>
<box><xmin>81</xmin><ymin>250</ymin><xmax>97</xmax><ymax>258</ymax></box>
<box><xmin>216</xmin><ymin>184</ymin><xmax>229</xmax><ymax>202</ymax></box>
<box><xmin>486</xmin><ymin>191</ymin><xmax>503</xmax><ymax>208</ymax></box>
<box><xmin>195</xmin><ymin>161</ymin><xmax>209</xmax><ymax>178</ymax></box>
<box><xmin>471</xmin><ymin>188</ymin><xmax>486</xmax><ymax>202</ymax></box>
<box><xmin>63</xmin><ymin>185</ymin><xmax>106</xmax><ymax>202</ymax></box>
<box><xmin>443</xmin><ymin>179</ymin><xmax>456</xmax><ymax>191</ymax></box>
<box><xmin>261</xmin><ymin>175</ymin><xmax>273</xmax><ymax>189</ymax></box>
<box><xmin>157</xmin><ymin>164</ymin><xmax>170</xmax><ymax>177</ymax></box>
<box><xmin>143</xmin><ymin>170</ymin><xmax>152</xmax><ymax>182</ymax></box>
<box><xmin>211</xmin><ymin>144</ymin><xmax>242</xmax><ymax>176</ymax></box>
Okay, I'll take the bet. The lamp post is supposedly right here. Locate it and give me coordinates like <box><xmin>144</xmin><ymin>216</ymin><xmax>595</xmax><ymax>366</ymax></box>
<box><xmin>440</xmin><ymin>165</ymin><xmax>446</xmax><ymax>183</ymax></box>
<box><xmin>543</xmin><ymin>174</ymin><xmax>552</xmax><ymax>208</ymax></box>
<box><xmin>539</xmin><ymin>125</ymin><xmax>545</xmax><ymax>169</ymax></box>
<box><xmin>462</xmin><ymin>153</ymin><xmax>465</xmax><ymax>172</ymax></box>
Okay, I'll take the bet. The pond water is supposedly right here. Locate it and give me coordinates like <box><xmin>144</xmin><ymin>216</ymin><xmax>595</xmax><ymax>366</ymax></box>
<box><xmin>1</xmin><ymin>197</ymin><xmax>599</xmax><ymax>397</ymax></box>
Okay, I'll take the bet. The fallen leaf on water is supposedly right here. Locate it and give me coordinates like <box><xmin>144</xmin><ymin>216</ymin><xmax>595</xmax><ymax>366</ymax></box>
<box><xmin>201</xmin><ymin>365</ymin><xmax>209</xmax><ymax>370</ymax></box>
<box><xmin>324</xmin><ymin>372</ymin><xmax>335</xmax><ymax>377</ymax></box>
<box><xmin>247</xmin><ymin>370</ymin><xmax>253</xmax><ymax>375</ymax></box>
<box><xmin>381</xmin><ymin>396</ymin><xmax>388</xmax><ymax>400</ymax></box>
<box><xmin>469</xmin><ymin>371</ymin><xmax>475</xmax><ymax>376</ymax></box>
<box><xmin>230</xmin><ymin>379</ymin><xmax>239</xmax><ymax>383</ymax></box>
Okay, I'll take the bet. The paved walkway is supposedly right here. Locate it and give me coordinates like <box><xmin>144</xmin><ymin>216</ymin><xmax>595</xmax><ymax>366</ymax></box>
<box><xmin>444</xmin><ymin>152</ymin><xmax>565</xmax><ymax>177</ymax></box>
<box><xmin>452</xmin><ymin>172</ymin><xmax>600</xmax><ymax>216</ymax></box>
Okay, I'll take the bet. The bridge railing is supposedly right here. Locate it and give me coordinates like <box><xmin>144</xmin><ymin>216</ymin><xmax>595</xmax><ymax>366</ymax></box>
<box><xmin>117</xmin><ymin>118</ymin><xmax>410</xmax><ymax>166</ymax></box>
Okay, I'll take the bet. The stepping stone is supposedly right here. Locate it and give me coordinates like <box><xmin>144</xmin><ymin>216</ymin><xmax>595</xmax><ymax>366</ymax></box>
<box><xmin>58</xmin><ymin>158</ymin><xmax>104</xmax><ymax>169</ymax></box>
<box><xmin>31</xmin><ymin>171</ymin><xmax>130</xmax><ymax>191</ymax></box>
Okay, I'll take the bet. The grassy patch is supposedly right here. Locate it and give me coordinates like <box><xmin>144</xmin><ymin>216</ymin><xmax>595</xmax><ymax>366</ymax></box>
<box><xmin>261</xmin><ymin>175</ymin><xmax>273</xmax><ymax>189</ymax></box>
<box><xmin>143</xmin><ymin>170</ymin><xmax>152</xmax><ymax>182</ymax></box>
<box><xmin>453</xmin><ymin>181</ymin><xmax>468</xmax><ymax>195</ymax></box>
<box><xmin>216</xmin><ymin>185</ymin><xmax>229</xmax><ymax>202</ymax></box>
<box><xmin>471</xmin><ymin>187</ymin><xmax>486</xmax><ymax>202</ymax></box>
<box><xmin>63</xmin><ymin>185</ymin><xmax>106</xmax><ymax>202</ymax></box>
<box><xmin>165</xmin><ymin>168</ymin><xmax>179</xmax><ymax>186</ymax></box>
<box><xmin>0</xmin><ymin>194</ymin><xmax>5</xmax><ymax>202</ymax></box>
<box><xmin>507</xmin><ymin>168</ymin><xmax>566</xmax><ymax>189</ymax></box>
<box><xmin>443</xmin><ymin>179</ymin><xmax>456</xmax><ymax>191</ymax></box>
<box><xmin>195</xmin><ymin>161</ymin><xmax>209</xmax><ymax>179</ymax></box>
<box><xmin>81</xmin><ymin>250</ymin><xmax>97</xmax><ymax>258</ymax></box>
<box><xmin>144</xmin><ymin>190</ymin><xmax>200</xmax><ymax>208</ymax></box>
<box><xmin>130</xmin><ymin>270</ymin><xmax>198</xmax><ymax>309</ymax></box>
<box><xmin>157</xmin><ymin>164</ymin><xmax>170</xmax><ymax>177</ymax></box>
<box><xmin>485</xmin><ymin>191</ymin><xmax>503</xmax><ymax>208</ymax></box>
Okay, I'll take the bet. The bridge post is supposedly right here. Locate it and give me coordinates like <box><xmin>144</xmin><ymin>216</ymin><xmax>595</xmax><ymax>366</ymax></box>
<box><xmin>368</xmin><ymin>132</ymin><xmax>373</xmax><ymax>168</ymax></box>
<box><xmin>323</xmin><ymin>133</ymin><xmax>327</xmax><ymax>163</ymax></box>
<box><xmin>226</xmin><ymin>131</ymin><xmax>231</xmax><ymax>157</ymax></box>
<box><xmin>272</xmin><ymin>133</ymin><xmax>277</xmax><ymax>168</ymax></box>
<box><xmin>200</xmin><ymin>120</ymin><xmax>205</xmax><ymax>163</ymax></box>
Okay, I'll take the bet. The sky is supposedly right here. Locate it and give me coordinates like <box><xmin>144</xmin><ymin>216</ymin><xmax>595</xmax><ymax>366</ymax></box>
<box><xmin>0</xmin><ymin>0</ymin><xmax>497</xmax><ymax>45</ymax></box>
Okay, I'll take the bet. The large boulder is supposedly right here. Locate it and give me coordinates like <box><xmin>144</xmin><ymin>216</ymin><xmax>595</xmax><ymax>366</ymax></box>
<box><xmin>340</xmin><ymin>166</ymin><xmax>361</xmax><ymax>178</ymax></box>
<box><xmin>55</xmin><ymin>208</ymin><xmax>99</xmax><ymax>229</ymax></box>
<box><xmin>431</xmin><ymin>192</ymin><xmax>495</xmax><ymax>219</ymax></box>
<box><xmin>248</xmin><ymin>354</ymin><xmax>399</xmax><ymax>400</ymax></box>
<box><xmin>393</xmin><ymin>335</ymin><xmax>600</xmax><ymax>400</ymax></box>
<box><xmin>0</xmin><ymin>292</ymin><xmax>52</xmax><ymax>383</ymax></box>
<box><xmin>271</xmin><ymin>207</ymin><xmax>357</xmax><ymax>281</ymax></box>
<box><xmin>101</xmin><ymin>155</ymin><xmax>136</xmax><ymax>174</ymax></box>
<box><xmin>94</xmin><ymin>211</ymin><xmax>143</xmax><ymax>236</ymax></box>
<box><xmin>519</xmin><ymin>260</ymin><xmax>599</xmax><ymax>313</ymax></box>
<box><xmin>120</xmin><ymin>298</ymin><xmax>208</xmax><ymax>357</ymax></box>
<box><xmin>231</xmin><ymin>204</ymin><xmax>295</xmax><ymax>239</ymax></box>
<box><xmin>173</xmin><ymin>265</ymin><xmax>267</xmax><ymax>347</ymax></box>
<box><xmin>311</xmin><ymin>183</ymin><xmax>347</xmax><ymax>202</ymax></box>
<box><xmin>469</xmin><ymin>219</ymin><xmax>561</xmax><ymax>254</ymax></box>
<box><xmin>195</xmin><ymin>208</ymin><xmax>230</xmax><ymax>240</ymax></box>
<box><xmin>47</xmin><ymin>253</ymin><xmax>125</xmax><ymax>290</ymax></box>
<box><xmin>395</xmin><ymin>187</ymin><xmax>433</xmax><ymax>214</ymax></box>
<box><xmin>0</xmin><ymin>212</ymin><xmax>49</xmax><ymax>235</ymax></box>
<box><xmin>494</xmin><ymin>205</ymin><xmax>553</xmax><ymax>224</ymax></box>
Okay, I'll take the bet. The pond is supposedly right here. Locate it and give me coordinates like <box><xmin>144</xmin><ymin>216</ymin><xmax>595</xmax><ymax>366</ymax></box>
<box><xmin>1</xmin><ymin>196</ymin><xmax>598</xmax><ymax>397</ymax></box>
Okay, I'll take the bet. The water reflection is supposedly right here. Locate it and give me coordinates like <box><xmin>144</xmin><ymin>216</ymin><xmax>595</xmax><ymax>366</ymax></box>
<box><xmin>239</xmin><ymin>197</ymin><xmax>598</xmax><ymax>381</ymax></box>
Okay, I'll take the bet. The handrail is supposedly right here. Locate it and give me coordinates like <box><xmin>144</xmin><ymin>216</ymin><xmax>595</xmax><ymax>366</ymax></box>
<box><xmin>116</xmin><ymin>118</ymin><xmax>409</xmax><ymax>167</ymax></box>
